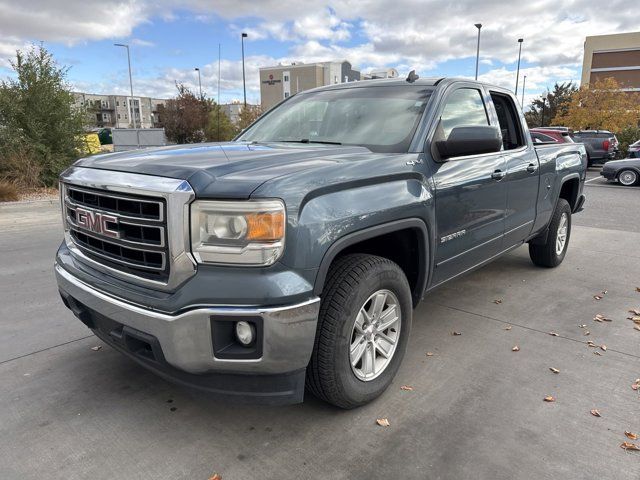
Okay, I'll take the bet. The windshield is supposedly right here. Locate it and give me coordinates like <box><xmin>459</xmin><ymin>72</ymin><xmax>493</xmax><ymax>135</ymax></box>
<box><xmin>238</xmin><ymin>86</ymin><xmax>433</xmax><ymax>153</ymax></box>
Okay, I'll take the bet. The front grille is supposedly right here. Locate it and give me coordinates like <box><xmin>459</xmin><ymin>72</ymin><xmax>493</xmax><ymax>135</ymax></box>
<box><xmin>63</xmin><ymin>184</ymin><xmax>169</xmax><ymax>281</ymax></box>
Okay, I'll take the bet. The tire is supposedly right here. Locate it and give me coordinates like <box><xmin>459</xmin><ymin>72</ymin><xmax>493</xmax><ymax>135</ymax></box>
<box><xmin>306</xmin><ymin>254</ymin><xmax>412</xmax><ymax>409</ymax></box>
<box><xmin>618</xmin><ymin>169</ymin><xmax>639</xmax><ymax>186</ymax></box>
<box><xmin>529</xmin><ymin>198</ymin><xmax>572</xmax><ymax>268</ymax></box>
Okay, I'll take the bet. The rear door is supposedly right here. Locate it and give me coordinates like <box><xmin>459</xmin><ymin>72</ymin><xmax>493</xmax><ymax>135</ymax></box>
<box><xmin>429</xmin><ymin>85</ymin><xmax>507</xmax><ymax>286</ymax></box>
<box><xmin>487</xmin><ymin>90</ymin><xmax>539</xmax><ymax>247</ymax></box>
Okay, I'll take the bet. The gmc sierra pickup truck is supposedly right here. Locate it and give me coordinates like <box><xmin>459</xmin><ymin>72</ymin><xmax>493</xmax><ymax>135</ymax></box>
<box><xmin>55</xmin><ymin>76</ymin><xmax>586</xmax><ymax>408</ymax></box>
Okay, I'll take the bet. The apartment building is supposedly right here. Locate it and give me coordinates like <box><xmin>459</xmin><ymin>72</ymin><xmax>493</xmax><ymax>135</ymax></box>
<box><xmin>74</xmin><ymin>93</ymin><xmax>167</xmax><ymax>129</ymax></box>
<box><xmin>220</xmin><ymin>101</ymin><xmax>261</xmax><ymax>125</ymax></box>
<box><xmin>259</xmin><ymin>60</ymin><xmax>360</xmax><ymax>110</ymax></box>
<box><xmin>581</xmin><ymin>31</ymin><xmax>640</xmax><ymax>91</ymax></box>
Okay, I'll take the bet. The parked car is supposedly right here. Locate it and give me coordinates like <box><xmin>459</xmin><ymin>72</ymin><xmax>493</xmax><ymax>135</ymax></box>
<box><xmin>55</xmin><ymin>76</ymin><xmax>587</xmax><ymax>408</ymax></box>
<box><xmin>600</xmin><ymin>158</ymin><xmax>640</xmax><ymax>186</ymax></box>
<box><xmin>530</xmin><ymin>128</ymin><xmax>574</xmax><ymax>144</ymax></box>
<box><xmin>571</xmin><ymin>130</ymin><xmax>617</xmax><ymax>166</ymax></box>
<box><xmin>627</xmin><ymin>140</ymin><xmax>640</xmax><ymax>158</ymax></box>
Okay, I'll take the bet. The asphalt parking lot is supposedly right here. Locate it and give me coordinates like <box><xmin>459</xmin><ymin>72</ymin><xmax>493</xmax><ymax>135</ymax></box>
<box><xmin>1</xmin><ymin>167</ymin><xmax>639</xmax><ymax>480</ymax></box>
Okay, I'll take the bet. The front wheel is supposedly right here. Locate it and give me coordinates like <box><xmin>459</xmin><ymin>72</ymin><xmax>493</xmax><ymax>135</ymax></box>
<box><xmin>618</xmin><ymin>169</ymin><xmax>639</xmax><ymax>186</ymax></box>
<box><xmin>306</xmin><ymin>254</ymin><xmax>412</xmax><ymax>409</ymax></box>
<box><xmin>529</xmin><ymin>198</ymin><xmax>572</xmax><ymax>268</ymax></box>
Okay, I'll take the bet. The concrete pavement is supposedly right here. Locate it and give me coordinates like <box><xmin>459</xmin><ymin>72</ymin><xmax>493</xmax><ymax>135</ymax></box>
<box><xmin>1</xmin><ymin>177</ymin><xmax>639</xmax><ymax>480</ymax></box>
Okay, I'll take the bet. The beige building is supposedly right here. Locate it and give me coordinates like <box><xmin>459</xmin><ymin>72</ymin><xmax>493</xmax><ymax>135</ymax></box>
<box><xmin>73</xmin><ymin>92</ymin><xmax>167</xmax><ymax>129</ymax></box>
<box><xmin>581</xmin><ymin>31</ymin><xmax>640</xmax><ymax>91</ymax></box>
<box><xmin>221</xmin><ymin>101</ymin><xmax>261</xmax><ymax>125</ymax></box>
<box><xmin>259</xmin><ymin>60</ymin><xmax>360</xmax><ymax>110</ymax></box>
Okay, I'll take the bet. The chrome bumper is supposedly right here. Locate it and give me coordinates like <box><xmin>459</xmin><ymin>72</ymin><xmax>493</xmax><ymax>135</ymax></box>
<box><xmin>55</xmin><ymin>264</ymin><xmax>320</xmax><ymax>375</ymax></box>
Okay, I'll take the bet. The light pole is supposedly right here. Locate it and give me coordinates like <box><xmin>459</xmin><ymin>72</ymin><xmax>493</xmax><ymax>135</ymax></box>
<box><xmin>114</xmin><ymin>43</ymin><xmax>136</xmax><ymax>130</ymax></box>
<box><xmin>515</xmin><ymin>38</ymin><xmax>524</xmax><ymax>95</ymax></box>
<box><xmin>521</xmin><ymin>75</ymin><xmax>526</xmax><ymax>107</ymax></box>
<box><xmin>194</xmin><ymin>67</ymin><xmax>202</xmax><ymax>99</ymax></box>
<box><xmin>474</xmin><ymin>23</ymin><xmax>482</xmax><ymax>80</ymax></box>
<box><xmin>241</xmin><ymin>32</ymin><xmax>248</xmax><ymax>108</ymax></box>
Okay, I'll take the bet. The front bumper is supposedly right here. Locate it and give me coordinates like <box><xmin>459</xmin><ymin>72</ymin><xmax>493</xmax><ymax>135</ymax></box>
<box><xmin>55</xmin><ymin>263</ymin><xmax>320</xmax><ymax>404</ymax></box>
<box><xmin>600</xmin><ymin>169</ymin><xmax>616</xmax><ymax>180</ymax></box>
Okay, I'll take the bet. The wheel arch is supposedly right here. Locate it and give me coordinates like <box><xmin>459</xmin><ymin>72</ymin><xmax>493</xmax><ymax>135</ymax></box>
<box><xmin>313</xmin><ymin>219</ymin><xmax>431</xmax><ymax>307</ymax></box>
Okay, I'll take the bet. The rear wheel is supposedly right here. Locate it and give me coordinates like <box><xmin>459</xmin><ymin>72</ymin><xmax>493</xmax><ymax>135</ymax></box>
<box><xmin>618</xmin><ymin>169</ymin><xmax>638</xmax><ymax>186</ymax></box>
<box><xmin>306</xmin><ymin>254</ymin><xmax>412</xmax><ymax>409</ymax></box>
<box><xmin>529</xmin><ymin>198</ymin><xmax>571</xmax><ymax>268</ymax></box>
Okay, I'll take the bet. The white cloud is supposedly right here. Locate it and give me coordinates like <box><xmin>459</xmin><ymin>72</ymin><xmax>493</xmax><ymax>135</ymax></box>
<box><xmin>130</xmin><ymin>38</ymin><xmax>155</xmax><ymax>47</ymax></box>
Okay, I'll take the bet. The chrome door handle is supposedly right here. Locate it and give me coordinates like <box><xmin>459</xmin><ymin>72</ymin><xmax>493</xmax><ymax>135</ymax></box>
<box><xmin>526</xmin><ymin>163</ymin><xmax>538</xmax><ymax>173</ymax></box>
<box><xmin>491</xmin><ymin>169</ymin><xmax>506</xmax><ymax>180</ymax></box>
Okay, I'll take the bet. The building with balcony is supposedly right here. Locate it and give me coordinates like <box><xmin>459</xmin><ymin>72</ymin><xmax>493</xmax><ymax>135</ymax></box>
<box><xmin>73</xmin><ymin>93</ymin><xmax>167</xmax><ymax>129</ymax></box>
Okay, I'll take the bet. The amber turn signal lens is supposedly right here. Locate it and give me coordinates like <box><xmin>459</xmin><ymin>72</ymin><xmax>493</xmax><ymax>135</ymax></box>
<box><xmin>246</xmin><ymin>212</ymin><xmax>285</xmax><ymax>241</ymax></box>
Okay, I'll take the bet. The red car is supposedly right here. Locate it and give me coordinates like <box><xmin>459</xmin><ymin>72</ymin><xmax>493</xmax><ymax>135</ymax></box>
<box><xmin>530</xmin><ymin>128</ymin><xmax>574</xmax><ymax>144</ymax></box>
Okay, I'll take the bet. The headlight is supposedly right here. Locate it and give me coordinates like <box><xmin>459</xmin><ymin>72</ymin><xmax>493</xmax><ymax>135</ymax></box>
<box><xmin>190</xmin><ymin>199</ymin><xmax>285</xmax><ymax>266</ymax></box>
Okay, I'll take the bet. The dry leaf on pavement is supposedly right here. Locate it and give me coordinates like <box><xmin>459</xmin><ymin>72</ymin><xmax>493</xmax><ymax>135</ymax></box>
<box><xmin>451</xmin><ymin>331</ymin><xmax>462</xmax><ymax>336</ymax></box>
<box><xmin>209</xmin><ymin>474</ymin><xmax>222</xmax><ymax>480</ymax></box>
<box><xmin>620</xmin><ymin>442</ymin><xmax>640</xmax><ymax>451</ymax></box>
<box><xmin>494</xmin><ymin>299</ymin><xmax>502</xmax><ymax>304</ymax></box>
<box><xmin>632</xmin><ymin>379</ymin><xmax>640</xmax><ymax>391</ymax></box>
<box><xmin>590</xmin><ymin>409</ymin><xmax>601</xmax><ymax>417</ymax></box>
<box><xmin>504</xmin><ymin>325</ymin><xmax>512</xmax><ymax>330</ymax></box>
<box><xmin>91</xmin><ymin>346</ymin><xmax>102</xmax><ymax>351</ymax></box>
<box><xmin>587</xmin><ymin>341</ymin><xmax>597</xmax><ymax>347</ymax></box>
<box><xmin>376</xmin><ymin>418</ymin><xmax>390</xmax><ymax>427</ymax></box>
<box><xmin>512</xmin><ymin>346</ymin><xmax>520</xmax><ymax>352</ymax></box>
<box><xmin>549</xmin><ymin>368</ymin><xmax>560</xmax><ymax>374</ymax></box>
<box><xmin>635</xmin><ymin>325</ymin><xmax>640</xmax><ymax>331</ymax></box>
<box><xmin>584</xmin><ymin>330</ymin><xmax>590</xmax><ymax>336</ymax></box>
<box><xmin>549</xmin><ymin>332</ymin><xmax>559</xmax><ymax>336</ymax></box>
<box><xmin>579</xmin><ymin>324</ymin><xmax>587</xmax><ymax>328</ymax></box>
<box><xmin>625</xmin><ymin>431</ymin><xmax>638</xmax><ymax>440</ymax></box>
<box><xmin>593</xmin><ymin>314</ymin><xmax>612</xmax><ymax>322</ymax></box>
<box><xmin>636</xmin><ymin>287</ymin><xmax>640</xmax><ymax>293</ymax></box>
<box><xmin>544</xmin><ymin>396</ymin><xmax>555</xmax><ymax>402</ymax></box>
<box><xmin>600</xmin><ymin>344</ymin><xmax>607</xmax><ymax>351</ymax></box>
<box><xmin>426</xmin><ymin>352</ymin><xmax>434</xmax><ymax>357</ymax></box>
<box><xmin>594</xmin><ymin>351</ymin><xmax>602</xmax><ymax>356</ymax></box>
<box><xmin>400</xmin><ymin>385</ymin><xmax>413</xmax><ymax>391</ymax></box>
<box><xmin>593</xmin><ymin>295</ymin><xmax>602</xmax><ymax>300</ymax></box>
<box><xmin>630</xmin><ymin>309</ymin><xmax>640</xmax><ymax>315</ymax></box>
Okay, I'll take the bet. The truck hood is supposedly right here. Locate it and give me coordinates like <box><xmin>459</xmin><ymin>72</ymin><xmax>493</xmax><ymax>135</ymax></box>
<box><xmin>74</xmin><ymin>142</ymin><xmax>371</xmax><ymax>198</ymax></box>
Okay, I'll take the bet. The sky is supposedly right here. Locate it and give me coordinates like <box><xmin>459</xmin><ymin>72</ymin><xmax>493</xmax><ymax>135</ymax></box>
<box><xmin>0</xmin><ymin>0</ymin><xmax>637</xmax><ymax>107</ymax></box>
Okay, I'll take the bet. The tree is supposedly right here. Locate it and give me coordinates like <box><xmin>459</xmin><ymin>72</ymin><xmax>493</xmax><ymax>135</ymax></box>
<box><xmin>158</xmin><ymin>83</ymin><xmax>211</xmax><ymax>144</ymax></box>
<box><xmin>524</xmin><ymin>82</ymin><xmax>577</xmax><ymax>128</ymax></box>
<box><xmin>551</xmin><ymin>78</ymin><xmax>640</xmax><ymax>132</ymax></box>
<box><xmin>0</xmin><ymin>44</ymin><xmax>85</xmax><ymax>186</ymax></box>
<box><xmin>237</xmin><ymin>105</ymin><xmax>262</xmax><ymax>131</ymax></box>
<box><xmin>205</xmin><ymin>105</ymin><xmax>238</xmax><ymax>142</ymax></box>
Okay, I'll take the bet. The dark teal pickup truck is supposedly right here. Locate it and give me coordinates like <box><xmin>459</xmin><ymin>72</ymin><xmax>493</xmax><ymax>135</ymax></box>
<box><xmin>55</xmin><ymin>76</ymin><xmax>586</xmax><ymax>408</ymax></box>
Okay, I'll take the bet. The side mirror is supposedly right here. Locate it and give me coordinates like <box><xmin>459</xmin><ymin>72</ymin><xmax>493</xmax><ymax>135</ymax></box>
<box><xmin>436</xmin><ymin>125</ymin><xmax>502</xmax><ymax>159</ymax></box>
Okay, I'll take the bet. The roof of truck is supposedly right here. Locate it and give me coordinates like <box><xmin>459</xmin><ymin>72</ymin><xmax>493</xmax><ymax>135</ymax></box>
<box><xmin>301</xmin><ymin>76</ymin><xmax>506</xmax><ymax>94</ymax></box>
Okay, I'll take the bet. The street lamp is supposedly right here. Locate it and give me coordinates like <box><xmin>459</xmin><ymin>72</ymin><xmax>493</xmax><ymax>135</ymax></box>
<box><xmin>114</xmin><ymin>43</ymin><xmax>136</xmax><ymax>130</ymax></box>
<box><xmin>241</xmin><ymin>32</ymin><xmax>248</xmax><ymax>108</ymax></box>
<box><xmin>515</xmin><ymin>38</ymin><xmax>524</xmax><ymax>95</ymax></box>
<box><xmin>521</xmin><ymin>75</ymin><xmax>526</xmax><ymax>107</ymax></box>
<box><xmin>474</xmin><ymin>23</ymin><xmax>482</xmax><ymax>81</ymax></box>
<box><xmin>194</xmin><ymin>67</ymin><xmax>203</xmax><ymax>99</ymax></box>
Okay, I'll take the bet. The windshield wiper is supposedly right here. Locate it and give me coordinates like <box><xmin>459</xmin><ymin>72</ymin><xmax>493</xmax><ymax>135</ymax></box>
<box><xmin>278</xmin><ymin>139</ymin><xmax>342</xmax><ymax>145</ymax></box>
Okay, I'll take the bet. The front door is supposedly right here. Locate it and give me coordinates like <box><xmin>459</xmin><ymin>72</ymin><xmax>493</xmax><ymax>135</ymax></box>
<box><xmin>429</xmin><ymin>86</ymin><xmax>507</xmax><ymax>286</ymax></box>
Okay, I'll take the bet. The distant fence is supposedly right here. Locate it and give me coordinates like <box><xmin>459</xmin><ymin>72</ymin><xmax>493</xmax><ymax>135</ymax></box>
<box><xmin>112</xmin><ymin>128</ymin><xmax>166</xmax><ymax>152</ymax></box>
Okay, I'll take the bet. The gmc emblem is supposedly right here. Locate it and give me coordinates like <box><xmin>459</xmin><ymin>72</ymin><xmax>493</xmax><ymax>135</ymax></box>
<box><xmin>75</xmin><ymin>207</ymin><xmax>120</xmax><ymax>239</ymax></box>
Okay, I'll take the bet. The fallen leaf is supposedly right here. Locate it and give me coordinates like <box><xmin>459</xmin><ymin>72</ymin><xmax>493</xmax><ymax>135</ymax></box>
<box><xmin>400</xmin><ymin>385</ymin><xmax>413</xmax><ymax>391</ymax></box>
<box><xmin>451</xmin><ymin>331</ymin><xmax>462</xmax><ymax>336</ymax></box>
<box><xmin>549</xmin><ymin>367</ymin><xmax>560</xmax><ymax>374</ymax></box>
<box><xmin>91</xmin><ymin>346</ymin><xmax>102</xmax><ymax>351</ymax></box>
<box><xmin>590</xmin><ymin>409</ymin><xmax>601</xmax><ymax>417</ymax></box>
<box><xmin>426</xmin><ymin>352</ymin><xmax>434</xmax><ymax>357</ymax></box>
<box><xmin>602</xmin><ymin>290</ymin><xmax>608</xmax><ymax>295</ymax></box>
<box><xmin>494</xmin><ymin>299</ymin><xmax>502</xmax><ymax>304</ymax></box>
<box><xmin>601</xmin><ymin>345</ymin><xmax>607</xmax><ymax>351</ymax></box>
<box><xmin>209</xmin><ymin>474</ymin><xmax>222</xmax><ymax>480</ymax></box>
<box><xmin>620</xmin><ymin>442</ymin><xmax>640</xmax><ymax>451</ymax></box>
<box><xmin>544</xmin><ymin>396</ymin><xmax>555</xmax><ymax>402</ymax></box>
<box><xmin>593</xmin><ymin>295</ymin><xmax>602</xmax><ymax>300</ymax></box>
<box><xmin>593</xmin><ymin>314</ymin><xmax>612</xmax><ymax>322</ymax></box>
<box><xmin>584</xmin><ymin>330</ymin><xmax>590</xmax><ymax>336</ymax></box>
<box><xmin>512</xmin><ymin>345</ymin><xmax>520</xmax><ymax>352</ymax></box>
<box><xmin>579</xmin><ymin>324</ymin><xmax>587</xmax><ymax>328</ymax></box>
<box><xmin>587</xmin><ymin>341</ymin><xmax>597</xmax><ymax>347</ymax></box>
<box><xmin>594</xmin><ymin>351</ymin><xmax>602</xmax><ymax>356</ymax></box>
<box><xmin>635</xmin><ymin>325</ymin><xmax>640</xmax><ymax>331</ymax></box>
<box><xmin>549</xmin><ymin>331</ymin><xmax>559</xmax><ymax>337</ymax></box>
<box><xmin>376</xmin><ymin>418</ymin><xmax>390</xmax><ymax>427</ymax></box>
<box><xmin>504</xmin><ymin>325</ymin><xmax>512</xmax><ymax>331</ymax></box>
<box><xmin>636</xmin><ymin>287</ymin><xmax>640</xmax><ymax>293</ymax></box>
<box><xmin>632</xmin><ymin>380</ymin><xmax>640</xmax><ymax>391</ymax></box>
<box><xmin>630</xmin><ymin>309</ymin><xmax>640</xmax><ymax>316</ymax></box>
<box><xmin>629</xmin><ymin>316</ymin><xmax>640</xmax><ymax>324</ymax></box>
<box><xmin>625</xmin><ymin>431</ymin><xmax>639</xmax><ymax>440</ymax></box>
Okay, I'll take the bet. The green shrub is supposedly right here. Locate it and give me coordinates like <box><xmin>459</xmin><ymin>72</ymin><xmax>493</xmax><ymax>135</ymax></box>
<box><xmin>617</xmin><ymin>126</ymin><xmax>640</xmax><ymax>157</ymax></box>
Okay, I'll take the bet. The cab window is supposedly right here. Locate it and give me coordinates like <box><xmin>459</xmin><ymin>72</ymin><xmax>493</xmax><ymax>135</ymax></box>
<box><xmin>439</xmin><ymin>88</ymin><xmax>489</xmax><ymax>140</ymax></box>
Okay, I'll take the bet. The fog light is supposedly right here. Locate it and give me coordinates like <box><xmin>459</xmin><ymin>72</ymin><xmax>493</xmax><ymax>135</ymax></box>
<box><xmin>235</xmin><ymin>321</ymin><xmax>255</xmax><ymax>346</ymax></box>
